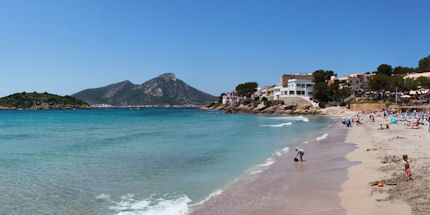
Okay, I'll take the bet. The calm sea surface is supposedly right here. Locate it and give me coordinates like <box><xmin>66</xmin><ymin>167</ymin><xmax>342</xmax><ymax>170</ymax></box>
<box><xmin>0</xmin><ymin>108</ymin><xmax>329</xmax><ymax>215</ymax></box>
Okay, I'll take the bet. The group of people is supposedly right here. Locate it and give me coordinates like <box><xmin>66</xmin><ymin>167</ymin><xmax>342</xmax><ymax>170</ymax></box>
<box><xmin>367</xmin><ymin>109</ymin><xmax>430</xmax><ymax>133</ymax></box>
<box><xmin>342</xmin><ymin>115</ymin><xmax>361</xmax><ymax>127</ymax></box>
<box><xmin>295</xmin><ymin>109</ymin><xmax>428</xmax><ymax>181</ymax></box>
<box><xmin>363</xmin><ymin>110</ymin><xmax>430</xmax><ymax>181</ymax></box>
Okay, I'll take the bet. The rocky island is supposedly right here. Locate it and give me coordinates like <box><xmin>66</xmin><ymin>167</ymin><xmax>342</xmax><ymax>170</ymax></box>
<box><xmin>0</xmin><ymin>92</ymin><xmax>91</xmax><ymax>110</ymax></box>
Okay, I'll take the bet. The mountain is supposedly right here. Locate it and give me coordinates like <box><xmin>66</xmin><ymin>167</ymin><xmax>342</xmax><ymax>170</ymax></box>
<box><xmin>72</xmin><ymin>73</ymin><xmax>217</xmax><ymax>106</ymax></box>
<box><xmin>0</xmin><ymin>92</ymin><xmax>90</xmax><ymax>110</ymax></box>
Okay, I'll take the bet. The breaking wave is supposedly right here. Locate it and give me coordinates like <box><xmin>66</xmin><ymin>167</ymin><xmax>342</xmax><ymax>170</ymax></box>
<box><xmin>316</xmin><ymin>133</ymin><xmax>328</xmax><ymax>141</ymax></box>
<box><xmin>107</xmin><ymin>194</ymin><xmax>191</xmax><ymax>215</ymax></box>
<box><xmin>261</xmin><ymin>122</ymin><xmax>293</xmax><ymax>127</ymax></box>
<box><xmin>249</xmin><ymin>147</ymin><xmax>289</xmax><ymax>175</ymax></box>
<box><xmin>267</xmin><ymin>116</ymin><xmax>309</xmax><ymax>122</ymax></box>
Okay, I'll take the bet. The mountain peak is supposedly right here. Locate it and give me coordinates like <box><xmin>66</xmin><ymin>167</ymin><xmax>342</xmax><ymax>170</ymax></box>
<box><xmin>72</xmin><ymin>73</ymin><xmax>216</xmax><ymax>106</ymax></box>
<box><xmin>158</xmin><ymin>73</ymin><xmax>176</xmax><ymax>81</ymax></box>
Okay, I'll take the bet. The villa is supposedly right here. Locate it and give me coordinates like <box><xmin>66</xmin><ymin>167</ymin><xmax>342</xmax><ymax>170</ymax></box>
<box><xmin>222</xmin><ymin>92</ymin><xmax>244</xmax><ymax>105</ymax></box>
<box><xmin>253</xmin><ymin>74</ymin><xmax>315</xmax><ymax>101</ymax></box>
<box><xmin>330</xmin><ymin>73</ymin><xmax>373</xmax><ymax>92</ymax></box>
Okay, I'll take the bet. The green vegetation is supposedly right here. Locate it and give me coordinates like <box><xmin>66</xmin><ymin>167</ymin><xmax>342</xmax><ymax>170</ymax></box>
<box><xmin>376</xmin><ymin>64</ymin><xmax>393</xmax><ymax>76</ymax></box>
<box><xmin>235</xmin><ymin>82</ymin><xmax>258</xmax><ymax>98</ymax></box>
<box><xmin>418</xmin><ymin>55</ymin><xmax>430</xmax><ymax>73</ymax></box>
<box><xmin>0</xmin><ymin>92</ymin><xmax>89</xmax><ymax>109</ymax></box>
<box><xmin>377</xmin><ymin>55</ymin><xmax>429</xmax><ymax>75</ymax></box>
<box><xmin>312</xmin><ymin>70</ymin><xmax>352</xmax><ymax>107</ymax></box>
<box><xmin>264</xmin><ymin>100</ymin><xmax>272</xmax><ymax>106</ymax></box>
<box><xmin>368</xmin><ymin>73</ymin><xmax>430</xmax><ymax>92</ymax></box>
<box><xmin>393</xmin><ymin>66</ymin><xmax>417</xmax><ymax>75</ymax></box>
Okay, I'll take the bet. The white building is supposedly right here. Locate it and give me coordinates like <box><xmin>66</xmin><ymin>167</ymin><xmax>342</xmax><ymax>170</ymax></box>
<box><xmin>222</xmin><ymin>92</ymin><xmax>243</xmax><ymax>104</ymax></box>
<box><xmin>282</xmin><ymin>79</ymin><xmax>314</xmax><ymax>97</ymax></box>
<box><xmin>273</xmin><ymin>83</ymin><xmax>282</xmax><ymax>100</ymax></box>
<box><xmin>253</xmin><ymin>86</ymin><xmax>271</xmax><ymax>98</ymax></box>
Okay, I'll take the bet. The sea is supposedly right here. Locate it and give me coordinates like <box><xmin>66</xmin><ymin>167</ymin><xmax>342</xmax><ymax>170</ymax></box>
<box><xmin>0</xmin><ymin>108</ymin><xmax>330</xmax><ymax>215</ymax></box>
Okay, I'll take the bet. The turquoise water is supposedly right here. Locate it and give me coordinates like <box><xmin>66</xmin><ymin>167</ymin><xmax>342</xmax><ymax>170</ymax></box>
<box><xmin>0</xmin><ymin>108</ymin><xmax>329</xmax><ymax>215</ymax></box>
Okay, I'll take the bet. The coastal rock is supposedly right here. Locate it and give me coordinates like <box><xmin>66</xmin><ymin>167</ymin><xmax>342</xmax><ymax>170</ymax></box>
<box><xmin>203</xmin><ymin>99</ymin><xmax>321</xmax><ymax>115</ymax></box>
<box><xmin>282</xmin><ymin>109</ymin><xmax>292</xmax><ymax>114</ymax></box>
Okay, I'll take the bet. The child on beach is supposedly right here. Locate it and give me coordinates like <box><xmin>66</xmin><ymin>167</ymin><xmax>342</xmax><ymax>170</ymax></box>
<box><xmin>403</xmin><ymin>154</ymin><xmax>412</xmax><ymax>180</ymax></box>
<box><xmin>346</xmin><ymin>118</ymin><xmax>351</xmax><ymax>127</ymax></box>
<box><xmin>295</xmin><ymin>148</ymin><xmax>304</xmax><ymax>162</ymax></box>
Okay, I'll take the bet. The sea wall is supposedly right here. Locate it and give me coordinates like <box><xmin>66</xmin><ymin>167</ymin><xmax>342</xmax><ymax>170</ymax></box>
<box><xmin>349</xmin><ymin>103</ymin><xmax>387</xmax><ymax>113</ymax></box>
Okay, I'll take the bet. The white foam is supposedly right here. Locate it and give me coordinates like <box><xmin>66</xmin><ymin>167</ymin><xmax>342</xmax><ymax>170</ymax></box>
<box><xmin>316</xmin><ymin>133</ymin><xmax>328</xmax><ymax>141</ymax></box>
<box><xmin>282</xmin><ymin>147</ymin><xmax>290</xmax><ymax>153</ymax></box>
<box><xmin>249</xmin><ymin>146</ymin><xmax>289</xmax><ymax>175</ymax></box>
<box><xmin>267</xmin><ymin>116</ymin><xmax>309</xmax><ymax>122</ymax></box>
<box><xmin>109</xmin><ymin>194</ymin><xmax>191</xmax><ymax>215</ymax></box>
<box><xmin>259</xmin><ymin>157</ymin><xmax>275</xmax><ymax>167</ymax></box>
<box><xmin>96</xmin><ymin>193</ymin><xmax>111</xmax><ymax>200</ymax></box>
<box><xmin>191</xmin><ymin>189</ymin><xmax>223</xmax><ymax>207</ymax></box>
<box><xmin>261</xmin><ymin>122</ymin><xmax>293</xmax><ymax>127</ymax></box>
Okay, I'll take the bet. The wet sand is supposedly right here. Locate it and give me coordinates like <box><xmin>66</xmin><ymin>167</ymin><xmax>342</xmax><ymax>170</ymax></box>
<box><xmin>190</xmin><ymin>120</ymin><xmax>355</xmax><ymax>215</ymax></box>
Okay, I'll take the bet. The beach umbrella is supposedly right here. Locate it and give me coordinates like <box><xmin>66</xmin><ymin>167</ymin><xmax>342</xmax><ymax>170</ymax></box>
<box><xmin>400</xmin><ymin>95</ymin><xmax>411</xmax><ymax>98</ymax></box>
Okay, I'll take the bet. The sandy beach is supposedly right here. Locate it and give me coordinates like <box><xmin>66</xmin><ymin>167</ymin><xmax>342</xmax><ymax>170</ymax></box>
<box><xmin>190</xmin><ymin>108</ymin><xmax>430</xmax><ymax>215</ymax></box>
<box><xmin>340</xmin><ymin>113</ymin><xmax>430</xmax><ymax>215</ymax></box>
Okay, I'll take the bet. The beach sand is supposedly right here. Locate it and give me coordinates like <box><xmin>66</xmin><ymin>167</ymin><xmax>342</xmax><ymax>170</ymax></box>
<box><xmin>340</xmin><ymin>115</ymin><xmax>430</xmax><ymax>215</ymax></box>
<box><xmin>190</xmin><ymin>119</ymin><xmax>355</xmax><ymax>215</ymax></box>
<box><xmin>190</xmin><ymin>109</ymin><xmax>430</xmax><ymax>215</ymax></box>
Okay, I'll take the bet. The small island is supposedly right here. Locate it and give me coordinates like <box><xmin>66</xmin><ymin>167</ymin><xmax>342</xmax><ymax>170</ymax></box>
<box><xmin>0</xmin><ymin>92</ymin><xmax>91</xmax><ymax>110</ymax></box>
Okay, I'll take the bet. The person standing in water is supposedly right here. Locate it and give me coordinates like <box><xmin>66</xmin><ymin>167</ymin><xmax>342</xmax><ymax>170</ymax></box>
<box><xmin>295</xmin><ymin>147</ymin><xmax>304</xmax><ymax>162</ymax></box>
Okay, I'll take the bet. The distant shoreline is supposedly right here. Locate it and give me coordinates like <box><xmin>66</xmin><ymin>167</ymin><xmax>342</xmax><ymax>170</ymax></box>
<box><xmin>0</xmin><ymin>105</ymin><xmax>205</xmax><ymax>110</ymax></box>
<box><xmin>90</xmin><ymin>104</ymin><xmax>204</xmax><ymax>108</ymax></box>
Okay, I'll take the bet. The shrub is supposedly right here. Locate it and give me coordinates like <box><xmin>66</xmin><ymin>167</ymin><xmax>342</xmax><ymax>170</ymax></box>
<box><xmin>271</xmin><ymin>100</ymin><xmax>284</xmax><ymax>106</ymax></box>
<box><xmin>241</xmin><ymin>98</ymin><xmax>252</xmax><ymax>105</ymax></box>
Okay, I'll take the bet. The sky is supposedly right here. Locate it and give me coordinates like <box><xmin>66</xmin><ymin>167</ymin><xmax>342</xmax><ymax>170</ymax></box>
<box><xmin>0</xmin><ymin>0</ymin><xmax>429</xmax><ymax>97</ymax></box>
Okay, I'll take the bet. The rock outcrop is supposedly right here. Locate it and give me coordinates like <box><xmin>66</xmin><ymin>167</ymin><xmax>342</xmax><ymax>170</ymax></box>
<box><xmin>202</xmin><ymin>99</ymin><xmax>321</xmax><ymax>115</ymax></box>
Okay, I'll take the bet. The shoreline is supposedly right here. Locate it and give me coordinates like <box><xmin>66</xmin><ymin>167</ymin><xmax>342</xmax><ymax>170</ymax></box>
<box><xmin>189</xmin><ymin>117</ymin><xmax>355</xmax><ymax>215</ymax></box>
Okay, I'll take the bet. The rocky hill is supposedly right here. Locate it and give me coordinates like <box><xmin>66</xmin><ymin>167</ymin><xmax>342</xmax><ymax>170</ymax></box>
<box><xmin>72</xmin><ymin>73</ymin><xmax>216</xmax><ymax>106</ymax></box>
<box><xmin>0</xmin><ymin>92</ymin><xmax>90</xmax><ymax>110</ymax></box>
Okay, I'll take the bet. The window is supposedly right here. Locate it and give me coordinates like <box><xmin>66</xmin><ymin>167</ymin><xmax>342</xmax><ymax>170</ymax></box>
<box><xmin>289</xmin><ymin>91</ymin><xmax>295</xmax><ymax>95</ymax></box>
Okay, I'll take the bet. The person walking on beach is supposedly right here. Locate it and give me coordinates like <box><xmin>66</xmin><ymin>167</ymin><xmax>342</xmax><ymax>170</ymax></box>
<box><xmin>295</xmin><ymin>147</ymin><xmax>304</xmax><ymax>162</ymax></box>
<box><xmin>403</xmin><ymin>154</ymin><xmax>412</xmax><ymax>180</ymax></box>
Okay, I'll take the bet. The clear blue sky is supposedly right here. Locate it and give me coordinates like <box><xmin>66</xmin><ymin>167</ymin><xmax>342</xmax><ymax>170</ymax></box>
<box><xmin>1</xmin><ymin>0</ymin><xmax>429</xmax><ymax>97</ymax></box>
